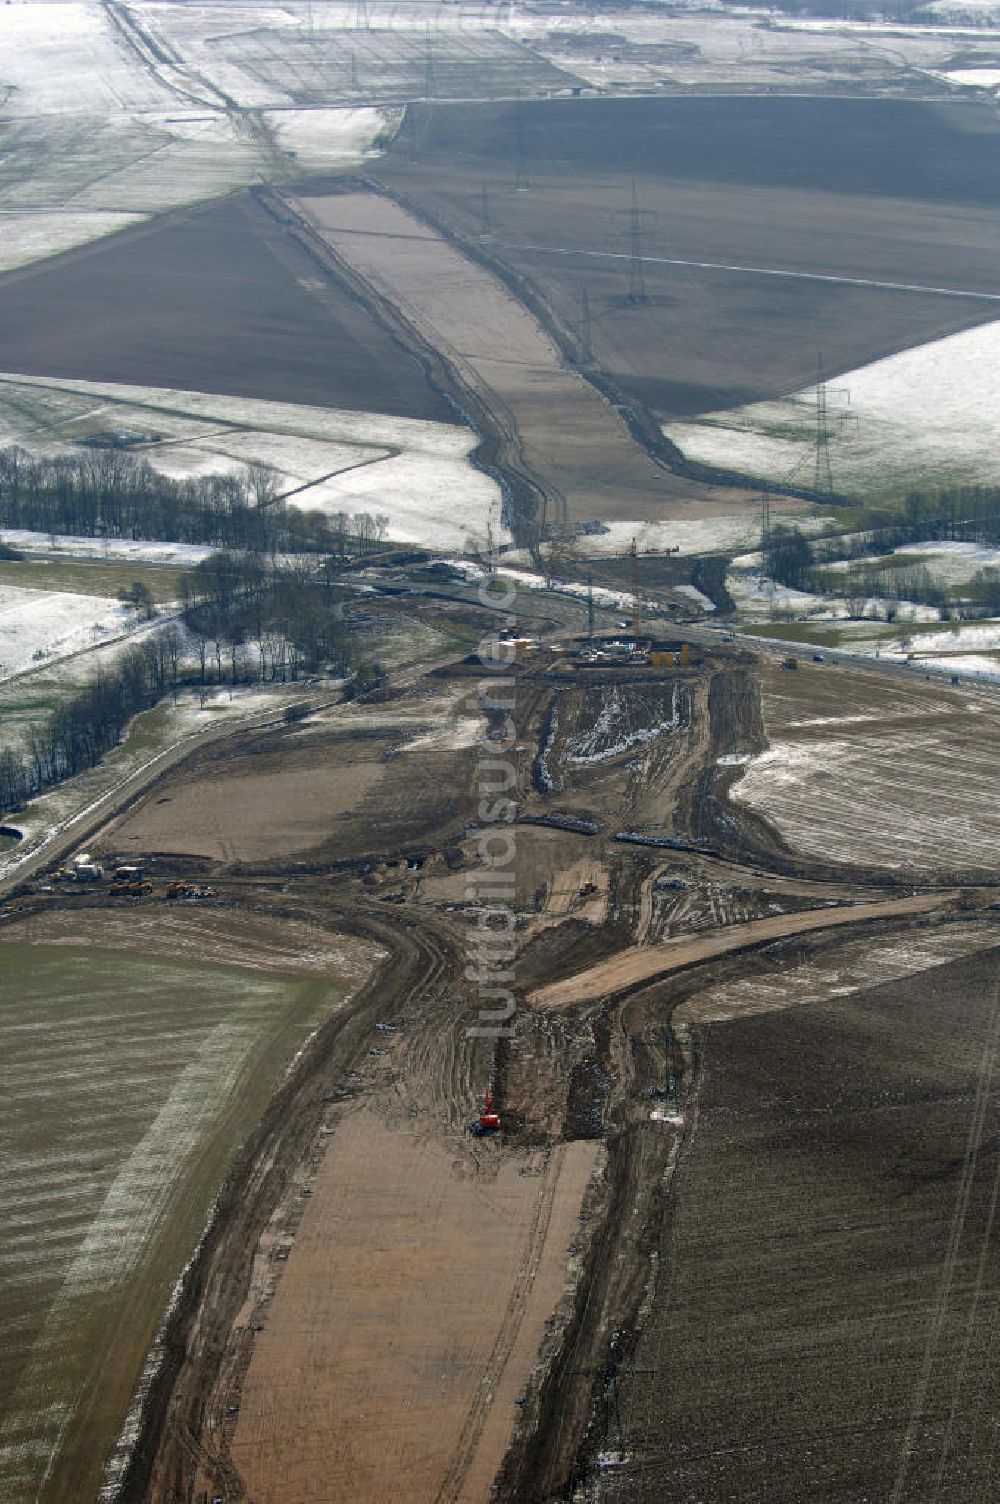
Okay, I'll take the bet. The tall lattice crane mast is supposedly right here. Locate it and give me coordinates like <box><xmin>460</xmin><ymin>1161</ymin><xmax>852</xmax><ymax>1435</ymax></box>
<box><xmin>630</xmin><ymin>535</ymin><xmax>641</xmax><ymax>646</ymax></box>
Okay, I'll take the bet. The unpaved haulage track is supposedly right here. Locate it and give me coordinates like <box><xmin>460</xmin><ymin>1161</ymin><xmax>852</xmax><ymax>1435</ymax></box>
<box><xmin>528</xmin><ymin>891</ymin><xmax>954</xmax><ymax>1009</ymax></box>
<box><xmin>229</xmin><ymin>1111</ymin><xmax>599</xmax><ymax>1504</ymax></box>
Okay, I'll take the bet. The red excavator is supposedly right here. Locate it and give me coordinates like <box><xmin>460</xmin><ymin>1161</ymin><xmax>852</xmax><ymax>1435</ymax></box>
<box><xmin>478</xmin><ymin>1088</ymin><xmax>501</xmax><ymax>1135</ymax></box>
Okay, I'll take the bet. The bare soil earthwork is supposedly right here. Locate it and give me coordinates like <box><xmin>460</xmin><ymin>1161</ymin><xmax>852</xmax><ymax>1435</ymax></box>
<box><xmin>98</xmin><ymin>716</ymin><xmax>480</xmax><ymax>867</ymax></box>
<box><xmin>12</xmin><ymin>617</ymin><xmax>999</xmax><ymax>1504</ymax></box>
<box><xmin>380</xmin><ymin>95</ymin><xmax>1000</xmax><ymax>417</ymax></box>
<box><xmin>228</xmin><ymin>1110</ymin><xmax>599</xmax><ymax>1504</ymax></box>
<box><xmin>529</xmin><ymin>891</ymin><xmax>954</xmax><ymax>1008</ymax></box>
<box><xmin>103</xmin><ymin>752</ymin><xmax>385</xmax><ymax>862</ymax></box>
<box><xmin>0</xmin><ymin>194</ymin><xmax>450</xmax><ymax>420</ymax></box>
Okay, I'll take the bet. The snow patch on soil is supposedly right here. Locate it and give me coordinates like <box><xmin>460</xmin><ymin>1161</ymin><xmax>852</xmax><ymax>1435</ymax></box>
<box><xmin>0</xmin><ymin>374</ymin><xmax>504</xmax><ymax>553</ymax></box>
<box><xmin>264</xmin><ymin>107</ymin><xmax>396</xmax><ymax>165</ymax></box>
<box><xmin>933</xmin><ymin>66</ymin><xmax>1000</xmax><ymax>85</ymax></box>
<box><xmin>822</xmin><ymin>540</ymin><xmax>1000</xmax><ymax>586</ymax></box>
<box><xmin>564</xmin><ymin>684</ymin><xmax>682</xmax><ymax>764</ymax></box>
<box><xmin>676</xmin><ymin>583</ymin><xmax>716</xmax><ymax>612</ymax></box>
<box><xmin>400</xmin><ymin>716</ymin><xmax>483</xmax><ymax>752</ymax></box>
<box><xmin>0</xmin><ymin>211</ymin><xmax>146</xmax><ymax>273</ymax></box>
<box><xmin>665</xmin><ymin>321</ymin><xmax>1000</xmax><ymax>496</ymax></box>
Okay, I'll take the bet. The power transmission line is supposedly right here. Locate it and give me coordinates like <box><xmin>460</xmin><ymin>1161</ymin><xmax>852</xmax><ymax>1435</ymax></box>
<box><xmin>580</xmin><ymin>285</ymin><xmax>593</xmax><ymax>362</ymax></box>
<box><xmin>514</xmin><ymin>95</ymin><xmax>529</xmax><ymax>191</ymax></box>
<box><xmin>614</xmin><ymin>181</ymin><xmax>655</xmax><ymax>307</ymax></box>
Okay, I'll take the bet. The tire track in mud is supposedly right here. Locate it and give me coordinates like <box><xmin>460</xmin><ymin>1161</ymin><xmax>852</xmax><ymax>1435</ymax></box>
<box><xmin>434</xmin><ymin>1145</ymin><xmax>565</xmax><ymax>1504</ymax></box>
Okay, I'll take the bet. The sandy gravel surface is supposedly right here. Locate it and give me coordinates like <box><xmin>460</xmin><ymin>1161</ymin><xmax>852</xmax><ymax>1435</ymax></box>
<box><xmin>529</xmin><ymin>892</ymin><xmax>952</xmax><ymax>1008</ymax></box>
<box><xmin>229</xmin><ymin>1108</ymin><xmax>599</xmax><ymax>1503</ymax></box>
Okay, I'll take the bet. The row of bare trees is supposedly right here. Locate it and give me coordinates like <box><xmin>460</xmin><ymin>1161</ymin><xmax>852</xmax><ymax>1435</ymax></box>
<box><xmin>0</xmin><ymin>549</ymin><xmax>365</xmax><ymax>815</ymax></box>
<box><xmin>181</xmin><ymin>552</ymin><xmax>352</xmax><ymax>683</ymax></box>
<box><xmin>0</xmin><ymin>633</ymin><xmax>180</xmax><ymax>813</ymax></box>
<box><xmin>0</xmin><ymin>445</ymin><xmax>389</xmax><ymax>557</ymax></box>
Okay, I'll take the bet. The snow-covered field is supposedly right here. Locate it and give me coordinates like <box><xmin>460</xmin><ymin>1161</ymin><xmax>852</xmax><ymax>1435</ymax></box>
<box><xmin>0</xmin><ymin>373</ymin><xmax>504</xmax><ymax>553</ymax></box>
<box><xmin>824</xmin><ymin>540</ymin><xmax>1000</xmax><ymax>586</ymax></box>
<box><xmin>0</xmin><ymin>531</ymin><xmax>215</xmax><ymax>569</ymax></box>
<box><xmin>567</xmin><ymin>513</ymin><xmax>831</xmax><ymax>559</ymax></box>
<box><xmin>932</xmin><ymin>66</ymin><xmax>1000</xmax><ymax>86</ymax></box>
<box><xmin>515</xmin><ymin>5</ymin><xmax>993</xmax><ymax>91</ymax></box>
<box><xmin>727</xmin><ymin>563</ymin><xmax>944</xmax><ymax>624</ymax></box>
<box><xmin>4</xmin><ymin>0</ymin><xmax>996</xmax><ymax>278</ymax></box>
<box><xmin>925</xmin><ymin>0</ymin><xmax>1000</xmax><ymax>22</ymax></box>
<box><xmin>0</xmin><ymin>584</ymin><xmax>146</xmax><ymax>683</ymax></box>
<box><xmin>666</xmin><ymin>321</ymin><xmax>1000</xmax><ymax>499</ymax></box>
<box><xmin>0</xmin><ymin>2</ymin><xmax>394</xmax><ymax>273</ymax></box>
<box><xmin>885</xmin><ymin>619</ymin><xmax>1000</xmax><ymax>679</ymax></box>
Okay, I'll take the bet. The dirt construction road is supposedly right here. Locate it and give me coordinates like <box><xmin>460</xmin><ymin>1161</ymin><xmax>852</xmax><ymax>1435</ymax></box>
<box><xmin>528</xmin><ymin>891</ymin><xmax>954</xmax><ymax>1008</ymax></box>
<box><xmin>230</xmin><ymin>1110</ymin><xmax>599</xmax><ymax>1504</ymax></box>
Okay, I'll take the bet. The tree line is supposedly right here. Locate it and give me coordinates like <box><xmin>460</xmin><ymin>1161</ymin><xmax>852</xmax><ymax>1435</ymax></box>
<box><xmin>181</xmin><ymin>551</ymin><xmax>352</xmax><ymax>685</ymax></box>
<box><xmin>0</xmin><ymin>633</ymin><xmax>181</xmax><ymax>813</ymax></box>
<box><xmin>0</xmin><ymin>445</ymin><xmax>390</xmax><ymax>557</ymax></box>
<box><xmin>0</xmin><ymin>552</ymin><xmax>367</xmax><ymax>816</ymax></box>
<box><xmin>764</xmin><ymin>486</ymin><xmax>1000</xmax><ymax>616</ymax></box>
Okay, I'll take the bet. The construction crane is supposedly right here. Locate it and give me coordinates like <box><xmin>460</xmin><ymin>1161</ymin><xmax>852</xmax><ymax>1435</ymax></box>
<box><xmin>629</xmin><ymin>535</ymin><xmax>640</xmax><ymax>647</ymax></box>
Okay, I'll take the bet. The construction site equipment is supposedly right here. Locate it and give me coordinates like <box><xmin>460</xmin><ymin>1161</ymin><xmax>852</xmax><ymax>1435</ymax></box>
<box><xmin>110</xmin><ymin>879</ymin><xmax>153</xmax><ymax>897</ymax></box>
<box><xmin>781</xmin><ymin>656</ymin><xmax>798</xmax><ymax>671</ymax></box>
<box><xmin>164</xmin><ymin>881</ymin><xmax>215</xmax><ymax>901</ymax></box>
<box><xmin>479</xmin><ymin>1089</ymin><xmax>501</xmax><ymax>1134</ymax></box>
